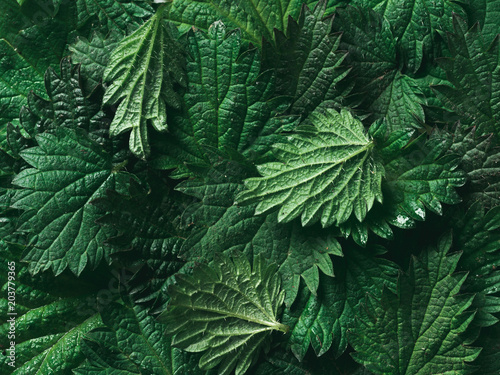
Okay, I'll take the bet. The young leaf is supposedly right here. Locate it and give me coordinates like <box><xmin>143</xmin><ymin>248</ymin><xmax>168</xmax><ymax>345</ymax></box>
<box><xmin>433</xmin><ymin>15</ymin><xmax>500</xmax><ymax>137</ymax></box>
<box><xmin>237</xmin><ymin>107</ymin><xmax>384</xmax><ymax>227</ymax></box>
<box><xmin>349</xmin><ymin>235</ymin><xmax>481</xmax><ymax>374</ymax></box>
<box><xmin>161</xmin><ymin>253</ymin><xmax>287</xmax><ymax>375</ymax></box>
<box><xmin>103</xmin><ymin>6</ymin><xmax>186</xmax><ymax>159</ymax></box>
<box><xmin>11</xmin><ymin>128</ymin><xmax>133</xmax><ymax>276</ymax></box>
<box><xmin>262</xmin><ymin>2</ymin><xmax>349</xmax><ymax>117</ymax></box>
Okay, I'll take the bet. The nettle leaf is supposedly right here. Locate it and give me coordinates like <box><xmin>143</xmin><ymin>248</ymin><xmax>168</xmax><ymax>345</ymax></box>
<box><xmin>162</xmin><ymin>0</ymin><xmax>311</xmax><ymax>46</ymax></box>
<box><xmin>75</xmin><ymin>0</ymin><xmax>153</xmax><ymax>32</ymax></box>
<box><xmin>0</xmin><ymin>39</ymin><xmax>45</xmax><ymax>142</ymax></box>
<box><xmin>11</xmin><ymin>128</ymin><xmax>133</xmax><ymax>276</ymax></box>
<box><xmin>75</xmin><ymin>301</ymin><xmax>209</xmax><ymax>375</ymax></box>
<box><xmin>447</xmin><ymin>124</ymin><xmax>500</xmax><ymax>208</ymax></box>
<box><xmin>161</xmin><ymin>253</ymin><xmax>287</xmax><ymax>375</ymax></box>
<box><xmin>237</xmin><ymin>107</ymin><xmax>384</xmax><ymax>227</ymax></box>
<box><xmin>24</xmin><ymin>58</ymin><xmax>109</xmax><ymax>138</ymax></box>
<box><xmin>283</xmin><ymin>246</ymin><xmax>398</xmax><ymax>360</ymax></box>
<box><xmin>262</xmin><ymin>2</ymin><xmax>349</xmax><ymax>117</ymax></box>
<box><xmin>381</xmin><ymin>130</ymin><xmax>466</xmax><ymax>227</ymax></box>
<box><xmin>94</xmin><ymin>175</ymin><xmax>189</xmax><ymax>310</ymax></box>
<box><xmin>332</xmin><ymin>6</ymin><xmax>426</xmax><ymax>132</ymax></box>
<box><xmin>452</xmin><ymin>203</ymin><xmax>500</xmax><ymax>328</ymax></box>
<box><xmin>349</xmin><ymin>235</ymin><xmax>481</xmax><ymax>374</ymax></box>
<box><xmin>433</xmin><ymin>15</ymin><xmax>500</xmax><ymax>137</ymax></box>
<box><xmin>374</xmin><ymin>0</ymin><xmax>466</xmax><ymax>72</ymax></box>
<box><xmin>473</xmin><ymin>322</ymin><xmax>500</xmax><ymax>375</ymax></box>
<box><xmin>464</xmin><ymin>0</ymin><xmax>500</xmax><ymax>45</ymax></box>
<box><xmin>103</xmin><ymin>6</ymin><xmax>186</xmax><ymax>159</ymax></box>
<box><xmin>0</xmin><ymin>240</ymin><xmax>103</xmax><ymax>374</ymax></box>
<box><xmin>69</xmin><ymin>32</ymin><xmax>121</xmax><ymax>93</ymax></box>
<box><xmin>152</xmin><ymin>21</ymin><xmax>297</xmax><ymax>175</ymax></box>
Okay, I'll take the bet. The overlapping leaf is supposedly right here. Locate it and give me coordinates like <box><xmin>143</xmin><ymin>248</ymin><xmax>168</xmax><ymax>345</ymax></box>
<box><xmin>332</xmin><ymin>6</ymin><xmax>426</xmax><ymax>132</ymax></box>
<box><xmin>161</xmin><ymin>253</ymin><xmax>287</xmax><ymax>375</ymax></box>
<box><xmin>0</xmin><ymin>240</ymin><xmax>103</xmax><ymax>374</ymax></box>
<box><xmin>75</xmin><ymin>0</ymin><xmax>153</xmax><ymax>32</ymax></box>
<box><xmin>103</xmin><ymin>6</ymin><xmax>186</xmax><ymax>158</ymax></box>
<box><xmin>69</xmin><ymin>32</ymin><xmax>120</xmax><ymax>93</ymax></box>
<box><xmin>349</xmin><ymin>235</ymin><xmax>481</xmax><ymax>374</ymax></box>
<box><xmin>11</xmin><ymin>128</ymin><xmax>133</xmax><ymax>276</ymax></box>
<box><xmin>433</xmin><ymin>15</ymin><xmax>500</xmax><ymax>137</ymax></box>
<box><xmin>75</xmin><ymin>301</ymin><xmax>209</xmax><ymax>375</ymax></box>
<box><xmin>262</xmin><ymin>2</ymin><xmax>349</xmax><ymax>117</ymax></box>
<box><xmin>152</xmin><ymin>21</ymin><xmax>297</xmax><ymax>175</ymax></box>
<box><xmin>283</xmin><ymin>246</ymin><xmax>398</xmax><ymax>360</ymax></box>
<box><xmin>237</xmin><ymin>107</ymin><xmax>384</xmax><ymax>227</ymax></box>
<box><xmin>162</xmin><ymin>0</ymin><xmax>315</xmax><ymax>46</ymax></box>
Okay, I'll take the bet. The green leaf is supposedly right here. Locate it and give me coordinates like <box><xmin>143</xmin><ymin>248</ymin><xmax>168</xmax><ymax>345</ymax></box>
<box><xmin>103</xmin><ymin>6</ymin><xmax>186</xmax><ymax>159</ymax></box>
<box><xmin>463</xmin><ymin>0</ymin><xmax>500</xmax><ymax>45</ymax></box>
<box><xmin>447</xmin><ymin>124</ymin><xmax>500</xmax><ymax>208</ymax></box>
<box><xmin>262</xmin><ymin>2</ymin><xmax>349</xmax><ymax>117</ymax></box>
<box><xmin>161</xmin><ymin>253</ymin><xmax>287</xmax><ymax>375</ymax></box>
<box><xmin>151</xmin><ymin>21</ymin><xmax>297</xmax><ymax>174</ymax></box>
<box><xmin>374</xmin><ymin>0</ymin><xmax>466</xmax><ymax>72</ymax></box>
<box><xmin>472</xmin><ymin>322</ymin><xmax>500</xmax><ymax>375</ymax></box>
<box><xmin>75</xmin><ymin>0</ymin><xmax>153</xmax><ymax>32</ymax></box>
<box><xmin>76</xmin><ymin>301</ymin><xmax>208</xmax><ymax>375</ymax></box>
<box><xmin>162</xmin><ymin>0</ymin><xmax>308</xmax><ymax>46</ymax></box>
<box><xmin>237</xmin><ymin>107</ymin><xmax>384</xmax><ymax>227</ymax></box>
<box><xmin>452</xmin><ymin>203</ymin><xmax>500</xmax><ymax>327</ymax></box>
<box><xmin>69</xmin><ymin>32</ymin><xmax>121</xmax><ymax>93</ymax></box>
<box><xmin>11</xmin><ymin>128</ymin><xmax>133</xmax><ymax>276</ymax></box>
<box><xmin>284</xmin><ymin>245</ymin><xmax>398</xmax><ymax>360</ymax></box>
<box><xmin>0</xmin><ymin>39</ymin><xmax>45</xmax><ymax>142</ymax></box>
<box><xmin>332</xmin><ymin>7</ymin><xmax>426</xmax><ymax>131</ymax></box>
<box><xmin>0</xmin><ymin>240</ymin><xmax>103</xmax><ymax>374</ymax></box>
<box><xmin>349</xmin><ymin>235</ymin><xmax>481</xmax><ymax>374</ymax></box>
<box><xmin>433</xmin><ymin>15</ymin><xmax>500</xmax><ymax>137</ymax></box>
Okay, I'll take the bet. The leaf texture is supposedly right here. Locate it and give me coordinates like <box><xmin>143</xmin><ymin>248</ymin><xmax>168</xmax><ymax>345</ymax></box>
<box><xmin>0</xmin><ymin>240</ymin><xmax>103</xmax><ymax>374</ymax></box>
<box><xmin>262</xmin><ymin>2</ymin><xmax>349</xmax><ymax>117</ymax></box>
<box><xmin>103</xmin><ymin>6</ymin><xmax>186</xmax><ymax>158</ymax></box>
<box><xmin>349</xmin><ymin>235</ymin><xmax>481</xmax><ymax>374</ymax></box>
<box><xmin>237</xmin><ymin>107</ymin><xmax>384</xmax><ymax>227</ymax></box>
<box><xmin>433</xmin><ymin>15</ymin><xmax>500</xmax><ymax>137</ymax></box>
<box><xmin>161</xmin><ymin>253</ymin><xmax>287</xmax><ymax>375</ymax></box>
<box><xmin>11</xmin><ymin>128</ymin><xmax>132</xmax><ymax>275</ymax></box>
<box><xmin>75</xmin><ymin>301</ymin><xmax>207</xmax><ymax>375</ymax></box>
<box><xmin>152</xmin><ymin>21</ymin><xmax>297</xmax><ymax>175</ymax></box>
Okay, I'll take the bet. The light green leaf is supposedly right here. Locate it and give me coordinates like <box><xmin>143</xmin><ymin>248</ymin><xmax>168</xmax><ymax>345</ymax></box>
<box><xmin>161</xmin><ymin>253</ymin><xmax>287</xmax><ymax>375</ymax></box>
<box><xmin>11</xmin><ymin>128</ymin><xmax>132</xmax><ymax>276</ymax></box>
<box><xmin>237</xmin><ymin>107</ymin><xmax>384</xmax><ymax>227</ymax></box>
<box><xmin>103</xmin><ymin>6</ymin><xmax>186</xmax><ymax>159</ymax></box>
<box><xmin>349</xmin><ymin>235</ymin><xmax>481</xmax><ymax>374</ymax></box>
